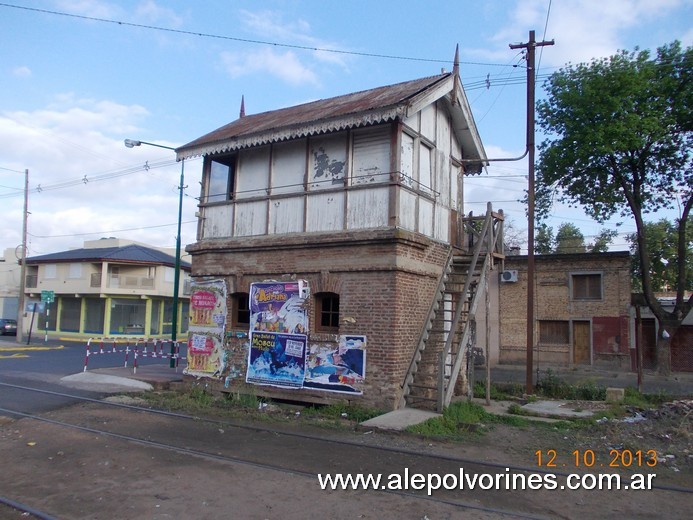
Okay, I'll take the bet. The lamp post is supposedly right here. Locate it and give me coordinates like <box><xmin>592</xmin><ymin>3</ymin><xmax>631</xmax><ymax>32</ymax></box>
<box><xmin>124</xmin><ymin>139</ymin><xmax>184</xmax><ymax>367</ymax></box>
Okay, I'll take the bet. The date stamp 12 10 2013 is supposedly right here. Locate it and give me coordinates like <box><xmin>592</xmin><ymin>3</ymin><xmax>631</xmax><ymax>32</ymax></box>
<box><xmin>535</xmin><ymin>449</ymin><xmax>658</xmax><ymax>468</ymax></box>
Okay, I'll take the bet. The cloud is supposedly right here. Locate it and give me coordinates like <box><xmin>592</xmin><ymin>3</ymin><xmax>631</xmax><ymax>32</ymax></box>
<box><xmin>469</xmin><ymin>0</ymin><xmax>688</xmax><ymax>67</ymax></box>
<box><xmin>12</xmin><ymin>66</ymin><xmax>32</xmax><ymax>78</ymax></box>
<box><xmin>134</xmin><ymin>0</ymin><xmax>183</xmax><ymax>27</ymax></box>
<box><xmin>54</xmin><ymin>0</ymin><xmax>122</xmax><ymax>19</ymax></box>
<box><xmin>220</xmin><ymin>48</ymin><xmax>320</xmax><ymax>86</ymax></box>
<box><xmin>0</xmin><ymin>96</ymin><xmax>198</xmax><ymax>256</ymax></box>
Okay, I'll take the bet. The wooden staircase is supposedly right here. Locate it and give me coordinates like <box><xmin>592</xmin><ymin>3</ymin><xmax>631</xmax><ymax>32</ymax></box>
<box><xmin>400</xmin><ymin>203</ymin><xmax>504</xmax><ymax>412</ymax></box>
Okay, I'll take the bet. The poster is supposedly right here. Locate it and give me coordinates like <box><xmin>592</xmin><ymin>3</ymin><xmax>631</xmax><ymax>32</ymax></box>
<box><xmin>185</xmin><ymin>279</ymin><xmax>228</xmax><ymax>377</ymax></box>
<box><xmin>246</xmin><ymin>331</ymin><xmax>307</xmax><ymax>388</ymax></box>
<box><xmin>249</xmin><ymin>281</ymin><xmax>308</xmax><ymax>334</ymax></box>
<box><xmin>304</xmin><ymin>335</ymin><xmax>366</xmax><ymax>394</ymax></box>
<box><xmin>246</xmin><ymin>281</ymin><xmax>309</xmax><ymax>388</ymax></box>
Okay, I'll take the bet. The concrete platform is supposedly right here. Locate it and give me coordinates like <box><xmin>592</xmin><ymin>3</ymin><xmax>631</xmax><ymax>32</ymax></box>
<box><xmin>360</xmin><ymin>407</ymin><xmax>441</xmax><ymax>431</ymax></box>
<box><xmin>61</xmin><ymin>364</ymin><xmax>185</xmax><ymax>393</ymax></box>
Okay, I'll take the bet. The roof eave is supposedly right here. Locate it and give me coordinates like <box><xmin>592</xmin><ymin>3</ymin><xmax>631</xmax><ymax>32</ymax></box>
<box><xmin>177</xmin><ymin>106</ymin><xmax>405</xmax><ymax>160</ymax></box>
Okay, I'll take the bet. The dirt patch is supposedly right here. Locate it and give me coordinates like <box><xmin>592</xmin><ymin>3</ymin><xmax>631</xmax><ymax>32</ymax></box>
<box><xmin>0</xmin><ymin>396</ymin><xmax>691</xmax><ymax>519</ymax></box>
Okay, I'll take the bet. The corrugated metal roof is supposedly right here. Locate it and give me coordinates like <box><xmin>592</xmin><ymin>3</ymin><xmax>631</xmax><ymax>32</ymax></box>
<box><xmin>25</xmin><ymin>244</ymin><xmax>191</xmax><ymax>270</ymax></box>
<box><xmin>176</xmin><ymin>74</ymin><xmax>460</xmax><ymax>159</ymax></box>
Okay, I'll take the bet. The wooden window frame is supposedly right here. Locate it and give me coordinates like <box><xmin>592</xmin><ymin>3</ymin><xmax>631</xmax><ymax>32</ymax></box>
<box><xmin>539</xmin><ymin>320</ymin><xmax>570</xmax><ymax>344</ymax></box>
<box><xmin>571</xmin><ymin>273</ymin><xmax>603</xmax><ymax>301</ymax></box>
<box><xmin>315</xmin><ymin>292</ymin><xmax>340</xmax><ymax>333</ymax></box>
<box><xmin>231</xmin><ymin>292</ymin><xmax>250</xmax><ymax>328</ymax></box>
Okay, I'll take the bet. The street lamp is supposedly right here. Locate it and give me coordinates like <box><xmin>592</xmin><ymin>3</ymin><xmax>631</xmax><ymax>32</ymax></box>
<box><xmin>125</xmin><ymin>139</ymin><xmax>185</xmax><ymax>367</ymax></box>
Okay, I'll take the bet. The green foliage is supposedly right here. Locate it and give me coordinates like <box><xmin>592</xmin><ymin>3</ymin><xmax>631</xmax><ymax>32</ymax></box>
<box><xmin>303</xmin><ymin>402</ymin><xmax>381</xmax><ymax>423</ymax></box>
<box><xmin>535</xmin><ymin>223</ymin><xmax>554</xmax><ymax>254</ymax></box>
<box><xmin>535</xmin><ymin>40</ymin><xmax>693</xmax><ymax>349</ymax></box>
<box><xmin>627</xmin><ymin>218</ymin><xmax>693</xmax><ymax>291</ymax></box>
<box><xmin>534</xmin><ymin>222</ymin><xmax>616</xmax><ymax>254</ymax></box>
<box><xmin>589</xmin><ymin>229</ymin><xmax>618</xmax><ymax>253</ymax></box>
<box><xmin>535</xmin><ymin>369</ymin><xmax>607</xmax><ymax>401</ymax></box>
<box><xmin>473</xmin><ymin>380</ymin><xmax>524</xmax><ymax>400</ymax></box>
<box><xmin>555</xmin><ymin>222</ymin><xmax>586</xmax><ymax>254</ymax></box>
<box><xmin>407</xmin><ymin>401</ymin><xmax>530</xmax><ymax>438</ymax></box>
<box><xmin>536</xmin><ymin>41</ymin><xmax>691</xmax><ymax>224</ymax></box>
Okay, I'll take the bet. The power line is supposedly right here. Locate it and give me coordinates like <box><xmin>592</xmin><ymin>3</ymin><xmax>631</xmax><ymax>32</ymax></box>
<box><xmin>0</xmin><ymin>2</ymin><xmax>510</xmax><ymax>68</ymax></box>
<box><xmin>27</xmin><ymin>219</ymin><xmax>198</xmax><ymax>239</ymax></box>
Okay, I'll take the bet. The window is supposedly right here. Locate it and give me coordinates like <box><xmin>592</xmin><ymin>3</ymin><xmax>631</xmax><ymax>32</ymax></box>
<box><xmin>84</xmin><ymin>299</ymin><xmax>105</xmax><ymax>334</ymax></box>
<box><xmin>232</xmin><ymin>292</ymin><xmax>250</xmax><ymax>328</ymax></box>
<box><xmin>539</xmin><ymin>320</ymin><xmax>570</xmax><ymax>344</ymax></box>
<box><xmin>60</xmin><ymin>298</ymin><xmax>81</xmax><ymax>332</ymax></box>
<box><xmin>315</xmin><ymin>292</ymin><xmax>340</xmax><ymax>332</ymax></box>
<box><xmin>68</xmin><ymin>263</ymin><xmax>82</xmax><ymax>279</ymax></box>
<box><xmin>44</xmin><ymin>264</ymin><xmax>57</xmax><ymax>279</ymax></box>
<box><xmin>572</xmin><ymin>273</ymin><xmax>602</xmax><ymax>300</ymax></box>
<box><xmin>110</xmin><ymin>298</ymin><xmax>146</xmax><ymax>335</ymax></box>
<box><xmin>208</xmin><ymin>154</ymin><xmax>236</xmax><ymax>203</ymax></box>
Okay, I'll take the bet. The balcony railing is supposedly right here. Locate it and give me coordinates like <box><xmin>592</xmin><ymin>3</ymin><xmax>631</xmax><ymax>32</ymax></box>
<box><xmin>109</xmin><ymin>274</ymin><xmax>156</xmax><ymax>289</ymax></box>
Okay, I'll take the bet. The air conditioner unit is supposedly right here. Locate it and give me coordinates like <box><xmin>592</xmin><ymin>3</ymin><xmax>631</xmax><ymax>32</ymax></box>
<box><xmin>501</xmin><ymin>270</ymin><xmax>518</xmax><ymax>283</ymax></box>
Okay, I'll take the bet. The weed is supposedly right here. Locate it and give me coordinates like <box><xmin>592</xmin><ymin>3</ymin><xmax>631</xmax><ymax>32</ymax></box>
<box><xmin>407</xmin><ymin>400</ymin><xmax>530</xmax><ymax>438</ymax></box>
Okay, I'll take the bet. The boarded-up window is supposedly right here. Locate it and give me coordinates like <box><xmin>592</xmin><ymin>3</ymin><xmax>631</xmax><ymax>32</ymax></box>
<box><xmin>539</xmin><ymin>320</ymin><xmax>570</xmax><ymax>344</ymax></box>
<box><xmin>352</xmin><ymin>126</ymin><xmax>390</xmax><ymax>184</ymax></box>
<box><xmin>310</xmin><ymin>134</ymin><xmax>346</xmax><ymax>190</ymax></box>
<box><xmin>572</xmin><ymin>273</ymin><xmax>602</xmax><ymax>300</ymax></box>
<box><xmin>419</xmin><ymin>143</ymin><xmax>432</xmax><ymax>193</ymax></box>
<box><xmin>400</xmin><ymin>133</ymin><xmax>415</xmax><ymax>188</ymax></box>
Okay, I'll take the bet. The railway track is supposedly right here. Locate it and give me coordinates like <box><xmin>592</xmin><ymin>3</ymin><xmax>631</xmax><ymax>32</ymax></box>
<box><xmin>0</xmin><ymin>381</ymin><xmax>690</xmax><ymax>519</ymax></box>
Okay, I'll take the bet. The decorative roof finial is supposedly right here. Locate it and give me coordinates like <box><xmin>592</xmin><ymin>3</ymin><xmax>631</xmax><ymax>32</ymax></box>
<box><xmin>239</xmin><ymin>95</ymin><xmax>246</xmax><ymax>118</ymax></box>
<box><xmin>452</xmin><ymin>44</ymin><xmax>460</xmax><ymax>105</ymax></box>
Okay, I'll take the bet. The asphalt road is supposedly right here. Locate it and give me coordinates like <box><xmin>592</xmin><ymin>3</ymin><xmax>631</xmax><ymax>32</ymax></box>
<box><xmin>0</xmin><ymin>336</ymin><xmax>185</xmax><ymax>417</ymax></box>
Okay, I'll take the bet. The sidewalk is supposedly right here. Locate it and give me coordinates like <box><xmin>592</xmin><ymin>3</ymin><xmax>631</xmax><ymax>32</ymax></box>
<box><xmin>63</xmin><ymin>364</ymin><xmax>186</xmax><ymax>392</ymax></box>
<box><xmin>478</xmin><ymin>364</ymin><xmax>693</xmax><ymax>396</ymax></box>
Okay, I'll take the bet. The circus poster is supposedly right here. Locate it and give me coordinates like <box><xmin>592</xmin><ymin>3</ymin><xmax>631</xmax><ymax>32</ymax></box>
<box><xmin>304</xmin><ymin>335</ymin><xmax>366</xmax><ymax>394</ymax></box>
<box><xmin>246</xmin><ymin>330</ymin><xmax>307</xmax><ymax>388</ymax></box>
<box><xmin>246</xmin><ymin>281</ymin><xmax>310</xmax><ymax>388</ymax></box>
<box><xmin>185</xmin><ymin>279</ymin><xmax>227</xmax><ymax>377</ymax></box>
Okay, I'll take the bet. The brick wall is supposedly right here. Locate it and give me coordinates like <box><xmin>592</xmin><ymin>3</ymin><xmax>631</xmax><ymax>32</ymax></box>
<box><xmin>499</xmin><ymin>252</ymin><xmax>631</xmax><ymax>367</ymax></box>
<box><xmin>187</xmin><ymin>228</ymin><xmax>449</xmax><ymax>410</ymax></box>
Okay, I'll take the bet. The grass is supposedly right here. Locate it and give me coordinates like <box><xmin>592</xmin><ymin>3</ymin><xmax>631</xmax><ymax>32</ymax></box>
<box><xmin>140</xmin><ymin>384</ymin><xmax>382</xmax><ymax>427</ymax></box>
<box><xmin>406</xmin><ymin>400</ymin><xmax>530</xmax><ymax>439</ymax></box>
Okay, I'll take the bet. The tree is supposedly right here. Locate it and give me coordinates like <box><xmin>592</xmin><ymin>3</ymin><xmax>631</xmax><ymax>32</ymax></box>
<box><xmin>535</xmin><ymin>223</ymin><xmax>554</xmax><ymax>254</ymax></box>
<box><xmin>535</xmin><ymin>41</ymin><xmax>692</xmax><ymax>374</ymax></box>
<box><xmin>555</xmin><ymin>223</ymin><xmax>586</xmax><ymax>254</ymax></box>
<box><xmin>589</xmin><ymin>229</ymin><xmax>618</xmax><ymax>253</ymax></box>
<box><xmin>627</xmin><ymin>219</ymin><xmax>693</xmax><ymax>292</ymax></box>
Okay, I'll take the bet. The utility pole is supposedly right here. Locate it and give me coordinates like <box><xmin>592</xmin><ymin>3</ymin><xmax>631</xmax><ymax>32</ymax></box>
<box><xmin>17</xmin><ymin>168</ymin><xmax>29</xmax><ymax>344</ymax></box>
<box><xmin>509</xmin><ymin>31</ymin><xmax>554</xmax><ymax>394</ymax></box>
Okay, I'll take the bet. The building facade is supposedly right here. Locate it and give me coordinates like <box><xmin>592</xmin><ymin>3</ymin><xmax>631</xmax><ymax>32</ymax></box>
<box><xmin>178</xmin><ymin>67</ymin><xmax>505</xmax><ymax>411</ymax></box>
<box><xmin>499</xmin><ymin>252</ymin><xmax>632</xmax><ymax>370</ymax></box>
<box><xmin>22</xmin><ymin>238</ymin><xmax>191</xmax><ymax>339</ymax></box>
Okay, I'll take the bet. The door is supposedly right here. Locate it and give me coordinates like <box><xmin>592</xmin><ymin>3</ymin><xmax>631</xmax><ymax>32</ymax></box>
<box><xmin>640</xmin><ymin>319</ymin><xmax>657</xmax><ymax>370</ymax></box>
<box><xmin>573</xmin><ymin>321</ymin><xmax>590</xmax><ymax>364</ymax></box>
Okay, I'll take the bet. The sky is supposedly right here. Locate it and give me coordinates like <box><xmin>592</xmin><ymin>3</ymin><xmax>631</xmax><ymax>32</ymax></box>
<box><xmin>1</xmin><ymin>0</ymin><xmax>691</xmax><ymax>260</ymax></box>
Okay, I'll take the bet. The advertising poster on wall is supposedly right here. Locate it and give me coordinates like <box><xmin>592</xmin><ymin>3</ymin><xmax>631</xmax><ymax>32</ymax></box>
<box><xmin>304</xmin><ymin>335</ymin><xmax>366</xmax><ymax>394</ymax></box>
<box><xmin>249</xmin><ymin>281</ymin><xmax>308</xmax><ymax>335</ymax></box>
<box><xmin>246</xmin><ymin>281</ymin><xmax>309</xmax><ymax>388</ymax></box>
<box><xmin>246</xmin><ymin>331</ymin><xmax>307</xmax><ymax>388</ymax></box>
<box><xmin>185</xmin><ymin>279</ymin><xmax>228</xmax><ymax>377</ymax></box>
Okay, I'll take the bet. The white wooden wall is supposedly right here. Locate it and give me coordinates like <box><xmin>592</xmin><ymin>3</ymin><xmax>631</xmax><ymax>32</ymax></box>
<box><xmin>201</xmin><ymin>102</ymin><xmax>461</xmax><ymax>243</ymax></box>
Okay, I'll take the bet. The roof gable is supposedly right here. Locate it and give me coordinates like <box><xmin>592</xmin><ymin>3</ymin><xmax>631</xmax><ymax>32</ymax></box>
<box><xmin>177</xmin><ymin>73</ymin><xmax>487</xmax><ymax>170</ymax></box>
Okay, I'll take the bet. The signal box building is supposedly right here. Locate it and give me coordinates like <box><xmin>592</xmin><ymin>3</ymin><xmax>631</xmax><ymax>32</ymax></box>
<box><xmin>177</xmin><ymin>60</ymin><xmax>504</xmax><ymax>411</ymax></box>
